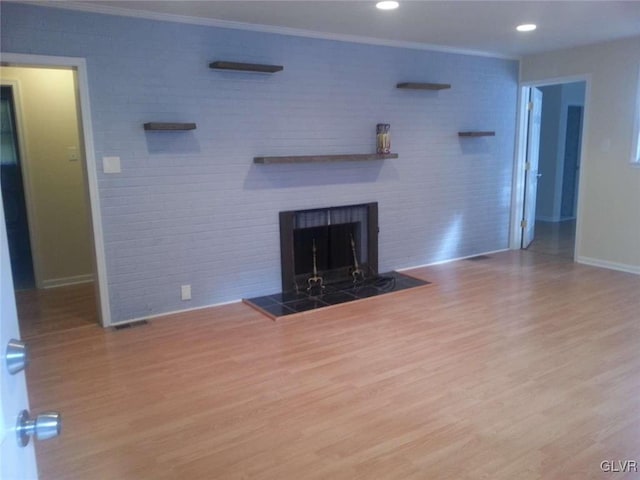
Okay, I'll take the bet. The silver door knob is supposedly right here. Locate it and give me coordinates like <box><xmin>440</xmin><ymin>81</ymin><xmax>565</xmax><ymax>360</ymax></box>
<box><xmin>6</xmin><ymin>339</ymin><xmax>29</xmax><ymax>375</ymax></box>
<box><xmin>537</xmin><ymin>173</ymin><xmax>543</xmax><ymax>177</ymax></box>
<box><xmin>16</xmin><ymin>410</ymin><xmax>61</xmax><ymax>447</ymax></box>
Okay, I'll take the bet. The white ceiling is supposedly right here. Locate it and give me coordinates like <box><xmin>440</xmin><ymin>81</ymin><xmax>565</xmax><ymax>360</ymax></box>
<box><xmin>46</xmin><ymin>1</ymin><xmax>640</xmax><ymax>58</ymax></box>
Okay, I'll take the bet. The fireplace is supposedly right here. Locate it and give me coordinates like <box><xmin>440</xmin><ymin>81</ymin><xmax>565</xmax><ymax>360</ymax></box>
<box><xmin>279</xmin><ymin>203</ymin><xmax>378</xmax><ymax>293</ymax></box>
<box><xmin>243</xmin><ymin>201</ymin><xmax>430</xmax><ymax>319</ymax></box>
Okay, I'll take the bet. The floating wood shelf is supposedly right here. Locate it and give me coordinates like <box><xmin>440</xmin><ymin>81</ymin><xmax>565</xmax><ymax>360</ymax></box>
<box><xmin>143</xmin><ymin>123</ymin><xmax>196</xmax><ymax>131</ymax></box>
<box><xmin>458</xmin><ymin>131</ymin><xmax>495</xmax><ymax>137</ymax></box>
<box><xmin>397</xmin><ymin>82</ymin><xmax>451</xmax><ymax>90</ymax></box>
<box><xmin>254</xmin><ymin>153</ymin><xmax>398</xmax><ymax>164</ymax></box>
<box><xmin>209</xmin><ymin>61</ymin><xmax>283</xmax><ymax>73</ymax></box>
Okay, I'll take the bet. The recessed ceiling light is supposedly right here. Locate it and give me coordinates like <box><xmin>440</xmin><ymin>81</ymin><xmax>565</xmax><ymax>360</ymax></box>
<box><xmin>516</xmin><ymin>24</ymin><xmax>537</xmax><ymax>32</ymax></box>
<box><xmin>376</xmin><ymin>1</ymin><xmax>399</xmax><ymax>10</ymax></box>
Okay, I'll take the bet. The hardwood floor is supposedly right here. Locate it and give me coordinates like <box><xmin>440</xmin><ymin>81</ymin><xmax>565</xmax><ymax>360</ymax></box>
<box><xmin>25</xmin><ymin>251</ymin><xmax>640</xmax><ymax>479</ymax></box>
<box><xmin>527</xmin><ymin>220</ymin><xmax>576</xmax><ymax>259</ymax></box>
<box><xmin>16</xmin><ymin>282</ymin><xmax>98</xmax><ymax>339</ymax></box>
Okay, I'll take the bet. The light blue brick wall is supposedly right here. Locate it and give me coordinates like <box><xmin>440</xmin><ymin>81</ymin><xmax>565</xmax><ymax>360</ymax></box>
<box><xmin>1</xmin><ymin>3</ymin><xmax>518</xmax><ymax>322</ymax></box>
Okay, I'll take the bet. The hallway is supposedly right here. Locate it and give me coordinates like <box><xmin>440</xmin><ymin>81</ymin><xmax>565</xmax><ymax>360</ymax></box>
<box><xmin>526</xmin><ymin>220</ymin><xmax>575</xmax><ymax>259</ymax></box>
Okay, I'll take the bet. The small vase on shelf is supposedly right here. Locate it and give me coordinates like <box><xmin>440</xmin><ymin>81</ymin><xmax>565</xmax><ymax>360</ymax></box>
<box><xmin>376</xmin><ymin>124</ymin><xmax>391</xmax><ymax>154</ymax></box>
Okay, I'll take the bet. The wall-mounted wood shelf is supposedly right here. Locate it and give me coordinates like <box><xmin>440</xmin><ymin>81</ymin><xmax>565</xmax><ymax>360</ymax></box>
<box><xmin>458</xmin><ymin>131</ymin><xmax>495</xmax><ymax>137</ymax></box>
<box><xmin>144</xmin><ymin>123</ymin><xmax>196</xmax><ymax>131</ymax></box>
<box><xmin>209</xmin><ymin>61</ymin><xmax>283</xmax><ymax>73</ymax></box>
<box><xmin>254</xmin><ymin>153</ymin><xmax>398</xmax><ymax>164</ymax></box>
<box><xmin>397</xmin><ymin>82</ymin><xmax>451</xmax><ymax>90</ymax></box>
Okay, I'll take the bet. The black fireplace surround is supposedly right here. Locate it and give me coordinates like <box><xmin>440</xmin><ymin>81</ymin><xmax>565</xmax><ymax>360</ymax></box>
<box><xmin>242</xmin><ymin>202</ymin><xmax>430</xmax><ymax>319</ymax></box>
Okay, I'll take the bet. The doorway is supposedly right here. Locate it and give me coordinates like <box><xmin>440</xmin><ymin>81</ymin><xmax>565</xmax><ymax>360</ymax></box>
<box><xmin>0</xmin><ymin>64</ymin><xmax>102</xmax><ymax>336</ymax></box>
<box><xmin>513</xmin><ymin>79</ymin><xmax>587</xmax><ymax>260</ymax></box>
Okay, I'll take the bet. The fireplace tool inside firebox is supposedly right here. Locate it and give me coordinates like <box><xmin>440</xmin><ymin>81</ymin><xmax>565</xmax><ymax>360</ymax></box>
<box><xmin>307</xmin><ymin>239</ymin><xmax>324</xmax><ymax>293</ymax></box>
<box><xmin>350</xmin><ymin>234</ymin><xmax>364</xmax><ymax>284</ymax></box>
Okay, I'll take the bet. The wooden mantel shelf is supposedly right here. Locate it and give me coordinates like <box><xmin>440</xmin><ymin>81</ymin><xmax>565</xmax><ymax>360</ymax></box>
<box><xmin>209</xmin><ymin>61</ymin><xmax>283</xmax><ymax>73</ymax></box>
<box><xmin>458</xmin><ymin>131</ymin><xmax>495</xmax><ymax>137</ymax></box>
<box><xmin>397</xmin><ymin>82</ymin><xmax>451</xmax><ymax>90</ymax></box>
<box><xmin>254</xmin><ymin>153</ymin><xmax>398</xmax><ymax>164</ymax></box>
<box><xmin>144</xmin><ymin>123</ymin><xmax>196</xmax><ymax>131</ymax></box>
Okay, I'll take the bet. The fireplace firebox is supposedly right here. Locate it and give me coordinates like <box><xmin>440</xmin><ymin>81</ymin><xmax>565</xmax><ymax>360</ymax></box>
<box><xmin>279</xmin><ymin>203</ymin><xmax>378</xmax><ymax>292</ymax></box>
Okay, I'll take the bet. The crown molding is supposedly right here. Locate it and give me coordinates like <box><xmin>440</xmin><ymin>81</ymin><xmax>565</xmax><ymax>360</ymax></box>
<box><xmin>16</xmin><ymin>1</ymin><xmax>517</xmax><ymax>60</ymax></box>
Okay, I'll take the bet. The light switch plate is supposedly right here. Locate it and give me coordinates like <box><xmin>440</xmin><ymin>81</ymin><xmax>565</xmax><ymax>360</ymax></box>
<box><xmin>103</xmin><ymin>156</ymin><xmax>121</xmax><ymax>174</ymax></box>
<box><xmin>67</xmin><ymin>146</ymin><xmax>79</xmax><ymax>161</ymax></box>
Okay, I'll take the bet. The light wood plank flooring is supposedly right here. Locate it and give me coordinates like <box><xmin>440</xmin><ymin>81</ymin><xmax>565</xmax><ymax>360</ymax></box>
<box><xmin>25</xmin><ymin>251</ymin><xmax>640</xmax><ymax>479</ymax></box>
<box><xmin>16</xmin><ymin>282</ymin><xmax>98</xmax><ymax>339</ymax></box>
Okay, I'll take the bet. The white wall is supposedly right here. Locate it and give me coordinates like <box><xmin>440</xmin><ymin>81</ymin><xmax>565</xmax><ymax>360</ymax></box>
<box><xmin>522</xmin><ymin>36</ymin><xmax>640</xmax><ymax>272</ymax></box>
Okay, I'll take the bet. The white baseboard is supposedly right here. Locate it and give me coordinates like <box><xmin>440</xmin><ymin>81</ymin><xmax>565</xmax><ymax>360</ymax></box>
<box><xmin>397</xmin><ymin>248</ymin><xmax>510</xmax><ymax>272</ymax></box>
<box><xmin>111</xmin><ymin>298</ymin><xmax>242</xmax><ymax>328</ymax></box>
<box><xmin>115</xmin><ymin>249</ymin><xmax>510</xmax><ymax>327</ymax></box>
<box><xmin>576</xmin><ymin>256</ymin><xmax>640</xmax><ymax>275</ymax></box>
<box><xmin>42</xmin><ymin>274</ymin><xmax>94</xmax><ymax>289</ymax></box>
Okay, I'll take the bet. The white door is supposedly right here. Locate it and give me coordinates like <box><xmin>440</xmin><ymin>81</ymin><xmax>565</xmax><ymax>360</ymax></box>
<box><xmin>522</xmin><ymin>87</ymin><xmax>543</xmax><ymax>248</ymax></box>
<box><xmin>1</xmin><ymin>194</ymin><xmax>39</xmax><ymax>479</ymax></box>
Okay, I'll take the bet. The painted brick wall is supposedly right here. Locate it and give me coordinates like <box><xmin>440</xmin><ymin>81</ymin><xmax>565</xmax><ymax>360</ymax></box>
<box><xmin>1</xmin><ymin>4</ymin><xmax>518</xmax><ymax>322</ymax></box>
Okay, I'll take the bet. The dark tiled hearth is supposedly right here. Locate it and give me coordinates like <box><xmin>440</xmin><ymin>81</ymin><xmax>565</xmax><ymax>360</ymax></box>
<box><xmin>244</xmin><ymin>271</ymin><xmax>430</xmax><ymax>319</ymax></box>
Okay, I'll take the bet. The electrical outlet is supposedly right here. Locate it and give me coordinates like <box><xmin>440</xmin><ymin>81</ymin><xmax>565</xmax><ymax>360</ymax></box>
<box><xmin>181</xmin><ymin>285</ymin><xmax>191</xmax><ymax>301</ymax></box>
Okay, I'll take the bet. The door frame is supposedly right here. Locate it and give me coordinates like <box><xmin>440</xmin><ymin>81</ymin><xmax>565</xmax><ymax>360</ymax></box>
<box><xmin>1</xmin><ymin>53</ymin><xmax>111</xmax><ymax>326</ymax></box>
<box><xmin>510</xmin><ymin>74</ymin><xmax>591</xmax><ymax>262</ymax></box>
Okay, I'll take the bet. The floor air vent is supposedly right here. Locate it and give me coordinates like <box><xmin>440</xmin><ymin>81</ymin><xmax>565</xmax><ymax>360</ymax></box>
<box><xmin>113</xmin><ymin>320</ymin><xmax>149</xmax><ymax>330</ymax></box>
